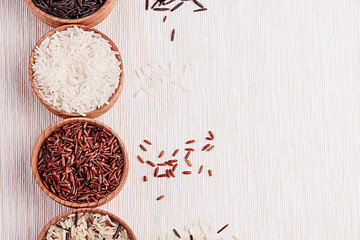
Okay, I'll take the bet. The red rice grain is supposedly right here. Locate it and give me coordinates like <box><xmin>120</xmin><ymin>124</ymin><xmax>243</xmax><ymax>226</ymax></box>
<box><xmin>159</xmin><ymin>150</ymin><xmax>165</xmax><ymax>158</ymax></box>
<box><xmin>185</xmin><ymin>159</ymin><xmax>192</xmax><ymax>167</ymax></box>
<box><xmin>206</xmin><ymin>145</ymin><xmax>215</xmax><ymax>152</ymax></box>
<box><xmin>183</xmin><ymin>171</ymin><xmax>192</xmax><ymax>175</ymax></box>
<box><xmin>157</xmin><ymin>195</ymin><xmax>165</xmax><ymax>201</ymax></box>
<box><xmin>154</xmin><ymin>167</ymin><xmax>159</xmax><ymax>177</ymax></box>
<box><xmin>172</xmin><ymin>149</ymin><xmax>179</xmax><ymax>157</ymax></box>
<box><xmin>146</xmin><ymin>160</ymin><xmax>156</xmax><ymax>167</ymax></box>
<box><xmin>140</xmin><ymin>144</ymin><xmax>147</xmax><ymax>151</ymax></box>
<box><xmin>198</xmin><ymin>165</ymin><xmax>203</xmax><ymax>174</ymax></box>
<box><xmin>169</xmin><ymin>169</ymin><xmax>175</xmax><ymax>177</ymax></box>
<box><xmin>137</xmin><ymin>155</ymin><xmax>145</xmax><ymax>163</ymax></box>
<box><xmin>208</xmin><ymin>131</ymin><xmax>215</xmax><ymax>139</ymax></box>
<box><xmin>202</xmin><ymin>144</ymin><xmax>210</xmax><ymax>151</ymax></box>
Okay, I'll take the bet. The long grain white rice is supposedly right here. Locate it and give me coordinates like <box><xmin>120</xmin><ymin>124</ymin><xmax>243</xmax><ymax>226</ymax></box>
<box><xmin>44</xmin><ymin>212</ymin><xmax>130</xmax><ymax>240</ymax></box>
<box><xmin>32</xmin><ymin>26</ymin><xmax>122</xmax><ymax>116</ymax></box>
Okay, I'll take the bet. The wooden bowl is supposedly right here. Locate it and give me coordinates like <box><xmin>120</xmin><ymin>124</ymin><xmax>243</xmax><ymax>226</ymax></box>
<box><xmin>29</xmin><ymin>24</ymin><xmax>124</xmax><ymax>119</ymax></box>
<box><xmin>31</xmin><ymin>118</ymin><xmax>129</xmax><ymax>208</ymax></box>
<box><xmin>37</xmin><ymin>208</ymin><xmax>137</xmax><ymax>240</ymax></box>
<box><xmin>24</xmin><ymin>0</ymin><xmax>117</xmax><ymax>28</ymax></box>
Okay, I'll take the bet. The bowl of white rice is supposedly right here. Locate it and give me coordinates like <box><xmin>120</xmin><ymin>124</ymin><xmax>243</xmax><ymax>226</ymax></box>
<box><xmin>37</xmin><ymin>208</ymin><xmax>137</xmax><ymax>240</ymax></box>
<box><xmin>29</xmin><ymin>25</ymin><xmax>124</xmax><ymax>118</ymax></box>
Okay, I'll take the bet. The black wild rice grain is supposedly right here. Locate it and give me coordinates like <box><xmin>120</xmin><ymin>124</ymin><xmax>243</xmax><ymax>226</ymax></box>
<box><xmin>74</xmin><ymin>212</ymin><xmax>78</xmax><ymax>226</ymax></box>
<box><xmin>37</xmin><ymin>122</ymin><xmax>124</xmax><ymax>204</ymax></box>
<box><xmin>146</xmin><ymin>0</ymin><xmax>149</xmax><ymax>10</ymax></box>
<box><xmin>192</xmin><ymin>0</ymin><xmax>204</xmax><ymax>8</ymax></box>
<box><xmin>173</xmin><ymin>229</ymin><xmax>181</xmax><ymax>238</ymax></box>
<box><xmin>32</xmin><ymin>0</ymin><xmax>107</xmax><ymax>19</ymax></box>
<box><xmin>164</xmin><ymin>0</ymin><xmax>176</xmax><ymax>5</ymax></box>
<box><xmin>171</xmin><ymin>2</ymin><xmax>184</xmax><ymax>11</ymax></box>
<box><xmin>217</xmin><ymin>224</ymin><xmax>229</xmax><ymax>234</ymax></box>
<box><xmin>151</xmin><ymin>0</ymin><xmax>160</xmax><ymax>9</ymax></box>
<box><xmin>153</xmin><ymin>7</ymin><xmax>170</xmax><ymax>11</ymax></box>
<box><xmin>194</xmin><ymin>8</ymin><xmax>207</xmax><ymax>12</ymax></box>
<box><xmin>171</xmin><ymin>29</ymin><xmax>175</xmax><ymax>41</ymax></box>
<box><xmin>114</xmin><ymin>224</ymin><xmax>122</xmax><ymax>239</ymax></box>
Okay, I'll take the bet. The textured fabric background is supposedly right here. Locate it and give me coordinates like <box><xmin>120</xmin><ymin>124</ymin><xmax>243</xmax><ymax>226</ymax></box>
<box><xmin>1</xmin><ymin>0</ymin><xmax>359</xmax><ymax>239</ymax></box>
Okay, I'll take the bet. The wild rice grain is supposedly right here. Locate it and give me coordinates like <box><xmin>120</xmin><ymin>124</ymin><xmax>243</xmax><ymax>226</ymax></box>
<box><xmin>208</xmin><ymin>169</ymin><xmax>212</xmax><ymax>177</ymax></box>
<box><xmin>151</xmin><ymin>0</ymin><xmax>159</xmax><ymax>9</ymax></box>
<box><xmin>157</xmin><ymin>195</ymin><xmax>165</xmax><ymax>200</ymax></box>
<box><xmin>194</xmin><ymin>8</ymin><xmax>207</xmax><ymax>12</ymax></box>
<box><xmin>163</xmin><ymin>16</ymin><xmax>167</xmax><ymax>22</ymax></box>
<box><xmin>183</xmin><ymin>171</ymin><xmax>192</xmax><ymax>175</ymax></box>
<box><xmin>154</xmin><ymin>7</ymin><xmax>170</xmax><ymax>11</ymax></box>
<box><xmin>186</xmin><ymin>140</ymin><xmax>196</xmax><ymax>144</ymax></box>
<box><xmin>192</xmin><ymin>0</ymin><xmax>204</xmax><ymax>8</ymax></box>
<box><xmin>143</xmin><ymin>176</ymin><xmax>148</xmax><ymax>182</ymax></box>
<box><xmin>158</xmin><ymin>174</ymin><xmax>167</xmax><ymax>178</ymax></box>
<box><xmin>159</xmin><ymin>150</ymin><xmax>165</xmax><ymax>158</ymax></box>
<box><xmin>185</xmin><ymin>151</ymin><xmax>191</xmax><ymax>159</ymax></box>
<box><xmin>173</xmin><ymin>229</ymin><xmax>181</xmax><ymax>238</ymax></box>
<box><xmin>171</xmin><ymin>2</ymin><xmax>184</xmax><ymax>11</ymax></box>
<box><xmin>185</xmin><ymin>148</ymin><xmax>195</xmax><ymax>152</ymax></box>
<box><xmin>165</xmin><ymin>0</ymin><xmax>176</xmax><ymax>4</ymax></box>
<box><xmin>206</xmin><ymin>137</ymin><xmax>213</xmax><ymax>140</ymax></box>
<box><xmin>146</xmin><ymin>0</ymin><xmax>149</xmax><ymax>10</ymax></box>
<box><xmin>217</xmin><ymin>224</ymin><xmax>229</xmax><ymax>234</ymax></box>
<box><xmin>171</xmin><ymin>29</ymin><xmax>175</xmax><ymax>41</ymax></box>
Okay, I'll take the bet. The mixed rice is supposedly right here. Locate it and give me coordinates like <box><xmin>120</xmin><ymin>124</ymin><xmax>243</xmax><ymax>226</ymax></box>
<box><xmin>44</xmin><ymin>212</ymin><xmax>130</xmax><ymax>240</ymax></box>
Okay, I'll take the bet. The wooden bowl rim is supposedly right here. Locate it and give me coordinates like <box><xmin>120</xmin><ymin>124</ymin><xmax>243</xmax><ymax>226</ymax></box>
<box><xmin>31</xmin><ymin>118</ymin><xmax>129</xmax><ymax>208</ymax></box>
<box><xmin>37</xmin><ymin>208</ymin><xmax>137</xmax><ymax>240</ymax></box>
<box><xmin>24</xmin><ymin>0</ymin><xmax>116</xmax><ymax>25</ymax></box>
<box><xmin>28</xmin><ymin>24</ymin><xmax>124</xmax><ymax>119</ymax></box>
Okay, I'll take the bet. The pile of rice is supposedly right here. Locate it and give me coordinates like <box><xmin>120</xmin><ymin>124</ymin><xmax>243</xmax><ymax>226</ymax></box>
<box><xmin>44</xmin><ymin>212</ymin><xmax>130</xmax><ymax>240</ymax></box>
<box><xmin>32</xmin><ymin>26</ymin><xmax>122</xmax><ymax>116</ymax></box>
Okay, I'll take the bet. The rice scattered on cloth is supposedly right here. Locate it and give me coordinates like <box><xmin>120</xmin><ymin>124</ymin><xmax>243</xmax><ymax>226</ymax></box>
<box><xmin>44</xmin><ymin>212</ymin><xmax>130</xmax><ymax>240</ymax></box>
<box><xmin>32</xmin><ymin>26</ymin><xmax>122</xmax><ymax>116</ymax></box>
<box><xmin>159</xmin><ymin>220</ymin><xmax>238</xmax><ymax>240</ymax></box>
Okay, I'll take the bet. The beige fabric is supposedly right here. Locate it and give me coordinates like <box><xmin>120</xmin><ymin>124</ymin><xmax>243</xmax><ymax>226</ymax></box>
<box><xmin>1</xmin><ymin>0</ymin><xmax>359</xmax><ymax>239</ymax></box>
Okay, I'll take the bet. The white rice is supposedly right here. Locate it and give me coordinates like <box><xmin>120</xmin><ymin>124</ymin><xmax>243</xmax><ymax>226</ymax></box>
<box><xmin>32</xmin><ymin>26</ymin><xmax>122</xmax><ymax>116</ymax></box>
<box><xmin>44</xmin><ymin>212</ymin><xmax>131</xmax><ymax>240</ymax></box>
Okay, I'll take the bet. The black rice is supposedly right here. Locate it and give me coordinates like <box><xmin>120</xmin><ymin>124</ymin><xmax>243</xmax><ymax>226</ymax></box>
<box><xmin>32</xmin><ymin>0</ymin><xmax>107</xmax><ymax>19</ymax></box>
